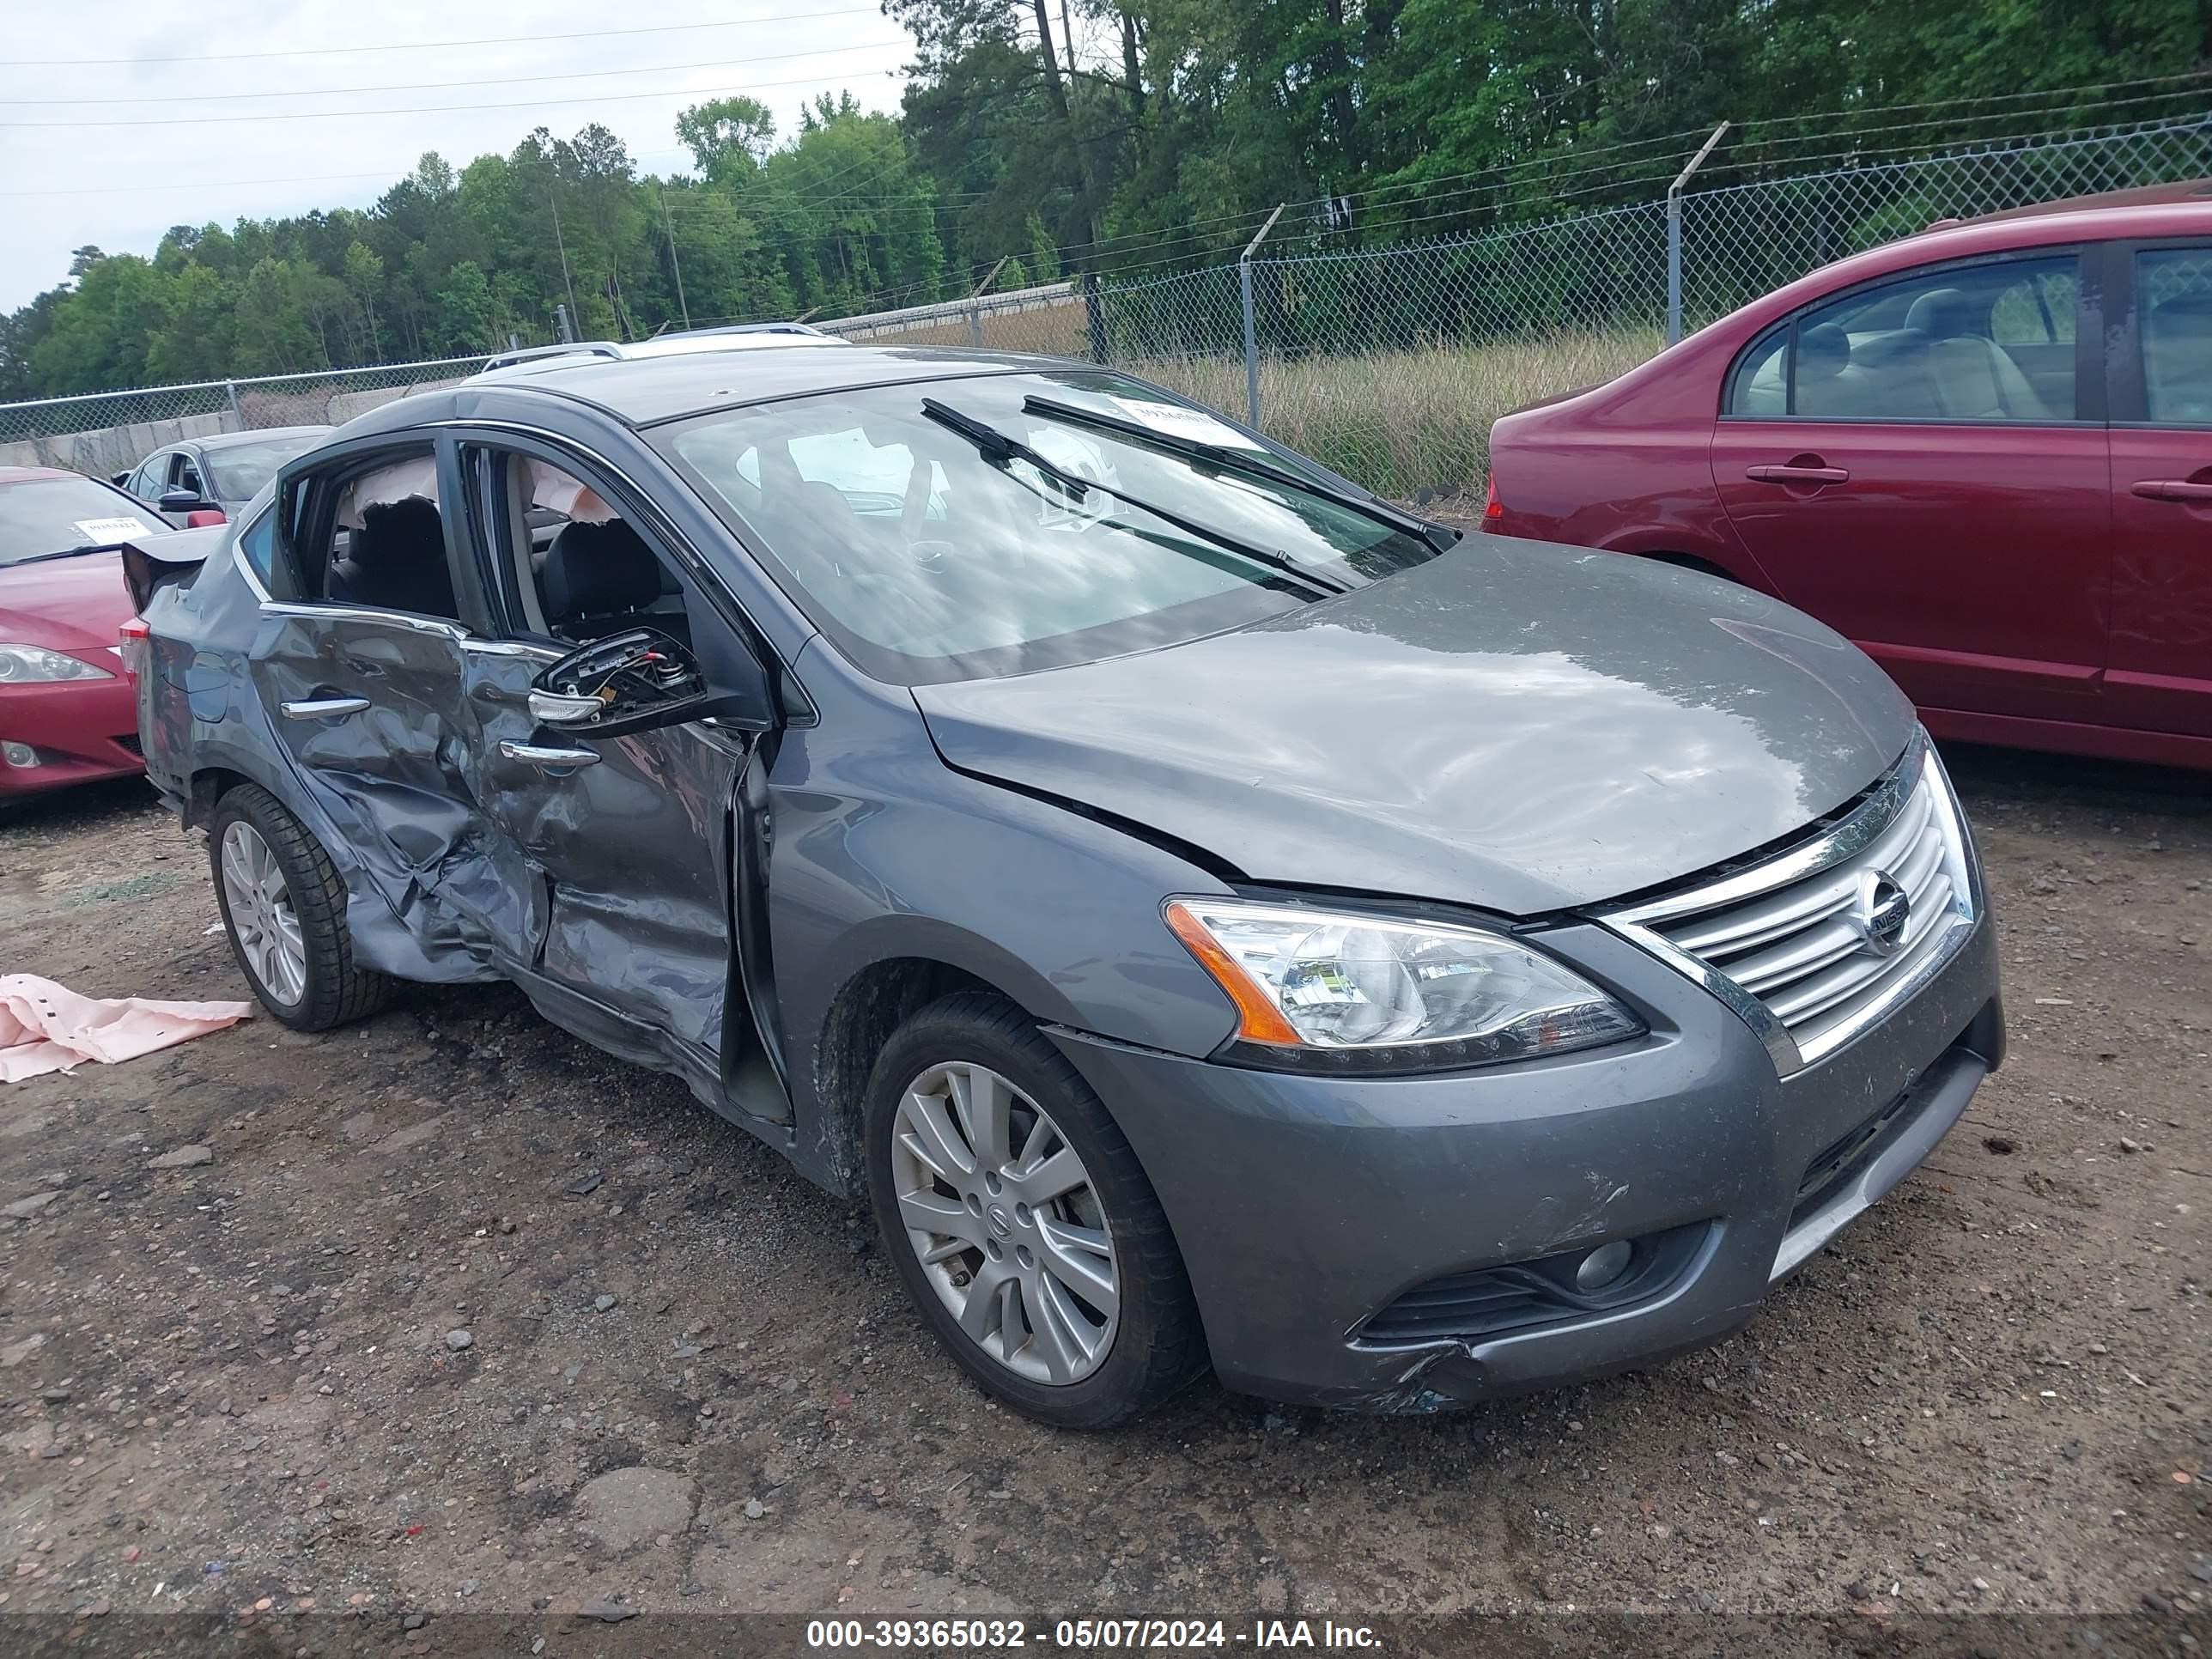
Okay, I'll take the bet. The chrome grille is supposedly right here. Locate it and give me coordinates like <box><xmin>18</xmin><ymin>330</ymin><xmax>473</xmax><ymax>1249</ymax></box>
<box><xmin>1603</xmin><ymin>734</ymin><xmax>1978</xmax><ymax>1074</ymax></box>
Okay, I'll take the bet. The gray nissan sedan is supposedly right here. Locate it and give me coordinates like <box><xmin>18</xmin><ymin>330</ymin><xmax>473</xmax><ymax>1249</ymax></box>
<box><xmin>131</xmin><ymin>343</ymin><xmax>2003</xmax><ymax>1426</ymax></box>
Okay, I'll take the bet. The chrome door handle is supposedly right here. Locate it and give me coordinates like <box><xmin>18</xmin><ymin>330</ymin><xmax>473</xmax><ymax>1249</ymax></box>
<box><xmin>280</xmin><ymin>696</ymin><xmax>370</xmax><ymax>719</ymax></box>
<box><xmin>1745</xmin><ymin>464</ymin><xmax>1850</xmax><ymax>484</ymax></box>
<box><xmin>499</xmin><ymin>740</ymin><xmax>601</xmax><ymax>769</ymax></box>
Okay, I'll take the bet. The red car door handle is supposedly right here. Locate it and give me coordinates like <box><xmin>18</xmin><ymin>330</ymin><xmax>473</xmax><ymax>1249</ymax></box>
<box><xmin>1746</xmin><ymin>464</ymin><xmax>1850</xmax><ymax>485</ymax></box>
<box><xmin>2130</xmin><ymin>478</ymin><xmax>2212</xmax><ymax>502</ymax></box>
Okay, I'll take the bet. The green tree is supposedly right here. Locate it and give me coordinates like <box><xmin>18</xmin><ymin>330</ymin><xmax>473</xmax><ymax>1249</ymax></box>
<box><xmin>432</xmin><ymin>260</ymin><xmax>496</xmax><ymax>354</ymax></box>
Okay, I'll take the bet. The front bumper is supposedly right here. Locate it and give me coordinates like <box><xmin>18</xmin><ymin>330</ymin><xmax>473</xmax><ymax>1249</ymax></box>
<box><xmin>1052</xmin><ymin>914</ymin><xmax>2002</xmax><ymax>1412</ymax></box>
<box><xmin>0</xmin><ymin>675</ymin><xmax>143</xmax><ymax>799</ymax></box>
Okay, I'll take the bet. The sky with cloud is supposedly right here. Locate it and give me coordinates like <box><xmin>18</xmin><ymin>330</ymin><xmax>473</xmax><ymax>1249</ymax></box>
<box><xmin>0</xmin><ymin>0</ymin><xmax>918</xmax><ymax>311</ymax></box>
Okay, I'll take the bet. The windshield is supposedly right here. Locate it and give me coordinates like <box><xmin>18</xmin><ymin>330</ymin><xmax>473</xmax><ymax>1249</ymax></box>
<box><xmin>204</xmin><ymin>434</ymin><xmax>324</xmax><ymax>500</ymax></box>
<box><xmin>0</xmin><ymin>475</ymin><xmax>159</xmax><ymax>566</ymax></box>
<box><xmin>662</xmin><ymin>370</ymin><xmax>1436</xmax><ymax>684</ymax></box>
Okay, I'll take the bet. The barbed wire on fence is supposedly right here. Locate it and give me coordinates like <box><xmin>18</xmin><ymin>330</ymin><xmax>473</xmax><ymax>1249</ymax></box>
<box><xmin>3</xmin><ymin>112</ymin><xmax>2205</xmax><ymax>497</ymax></box>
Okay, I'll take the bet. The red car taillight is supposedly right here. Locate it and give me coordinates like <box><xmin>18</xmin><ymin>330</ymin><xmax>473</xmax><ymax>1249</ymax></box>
<box><xmin>1482</xmin><ymin>471</ymin><xmax>1504</xmax><ymax>526</ymax></box>
<box><xmin>118</xmin><ymin>617</ymin><xmax>149</xmax><ymax>681</ymax></box>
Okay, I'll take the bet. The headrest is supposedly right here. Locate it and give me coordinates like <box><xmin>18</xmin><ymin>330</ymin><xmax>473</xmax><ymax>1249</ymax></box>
<box><xmin>798</xmin><ymin>478</ymin><xmax>860</xmax><ymax>525</ymax></box>
<box><xmin>2148</xmin><ymin>288</ymin><xmax>2212</xmax><ymax>335</ymax></box>
<box><xmin>354</xmin><ymin>495</ymin><xmax>443</xmax><ymax>565</ymax></box>
<box><xmin>1796</xmin><ymin>323</ymin><xmax>1850</xmax><ymax>380</ymax></box>
<box><xmin>541</xmin><ymin>518</ymin><xmax>660</xmax><ymax>618</ymax></box>
<box><xmin>1903</xmin><ymin>288</ymin><xmax>1975</xmax><ymax>338</ymax></box>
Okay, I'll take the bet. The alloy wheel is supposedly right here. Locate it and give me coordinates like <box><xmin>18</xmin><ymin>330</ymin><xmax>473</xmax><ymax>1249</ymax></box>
<box><xmin>889</xmin><ymin>1060</ymin><xmax>1119</xmax><ymax>1384</ymax></box>
<box><xmin>220</xmin><ymin>819</ymin><xmax>306</xmax><ymax>1006</ymax></box>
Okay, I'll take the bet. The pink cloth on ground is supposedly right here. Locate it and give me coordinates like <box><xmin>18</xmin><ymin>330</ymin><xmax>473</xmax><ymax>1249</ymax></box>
<box><xmin>0</xmin><ymin>975</ymin><xmax>253</xmax><ymax>1084</ymax></box>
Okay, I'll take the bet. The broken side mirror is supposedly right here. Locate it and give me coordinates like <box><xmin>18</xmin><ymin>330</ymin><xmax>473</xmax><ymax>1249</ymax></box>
<box><xmin>531</xmin><ymin>627</ymin><xmax>774</xmax><ymax>741</ymax></box>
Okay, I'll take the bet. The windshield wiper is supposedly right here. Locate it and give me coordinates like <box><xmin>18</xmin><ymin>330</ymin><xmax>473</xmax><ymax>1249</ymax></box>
<box><xmin>1021</xmin><ymin>394</ymin><xmax>1461</xmax><ymax>551</ymax></box>
<box><xmin>920</xmin><ymin>398</ymin><xmax>1352</xmax><ymax>597</ymax></box>
<box><xmin>8</xmin><ymin>542</ymin><xmax>120</xmax><ymax>568</ymax></box>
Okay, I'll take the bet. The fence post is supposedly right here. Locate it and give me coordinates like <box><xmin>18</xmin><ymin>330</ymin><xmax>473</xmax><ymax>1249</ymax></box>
<box><xmin>1667</xmin><ymin>123</ymin><xmax>1731</xmax><ymax>345</ymax></box>
<box><xmin>223</xmin><ymin>380</ymin><xmax>246</xmax><ymax>431</ymax></box>
<box><xmin>1239</xmin><ymin>204</ymin><xmax>1287</xmax><ymax>428</ymax></box>
<box><xmin>1084</xmin><ymin>272</ymin><xmax>1107</xmax><ymax>364</ymax></box>
<box><xmin>967</xmin><ymin>256</ymin><xmax>1008</xmax><ymax>349</ymax></box>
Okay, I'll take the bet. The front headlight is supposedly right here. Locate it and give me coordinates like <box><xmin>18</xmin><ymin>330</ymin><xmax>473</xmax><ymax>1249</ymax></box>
<box><xmin>1164</xmin><ymin>896</ymin><xmax>1643</xmax><ymax>1072</ymax></box>
<box><xmin>0</xmin><ymin>643</ymin><xmax>112</xmax><ymax>684</ymax></box>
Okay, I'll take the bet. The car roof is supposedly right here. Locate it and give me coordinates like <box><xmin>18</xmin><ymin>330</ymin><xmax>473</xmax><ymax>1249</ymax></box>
<box><xmin>1893</xmin><ymin>186</ymin><xmax>2212</xmax><ymax>259</ymax></box>
<box><xmin>0</xmin><ymin>465</ymin><xmax>89</xmax><ymax>485</ymax></box>
<box><xmin>195</xmin><ymin>424</ymin><xmax>331</xmax><ymax>450</ymax></box>
<box><xmin>1947</xmin><ymin>177</ymin><xmax>2212</xmax><ymax>226</ymax></box>
<box><xmin>1710</xmin><ymin>188</ymin><xmax>2212</xmax><ymax>336</ymax></box>
<box><xmin>441</xmin><ymin>343</ymin><xmax>1082</xmax><ymax>429</ymax></box>
<box><xmin>471</xmin><ymin>330</ymin><xmax>848</xmax><ymax>380</ymax></box>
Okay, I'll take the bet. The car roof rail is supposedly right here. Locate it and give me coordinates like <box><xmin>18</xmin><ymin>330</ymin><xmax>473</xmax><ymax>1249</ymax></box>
<box><xmin>475</xmin><ymin>341</ymin><xmax>627</xmax><ymax>373</ymax></box>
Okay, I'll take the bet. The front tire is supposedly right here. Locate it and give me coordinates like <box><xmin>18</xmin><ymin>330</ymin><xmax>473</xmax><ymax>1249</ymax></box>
<box><xmin>209</xmin><ymin>782</ymin><xmax>391</xmax><ymax>1031</ymax></box>
<box><xmin>864</xmin><ymin>992</ymin><xmax>1206</xmax><ymax>1428</ymax></box>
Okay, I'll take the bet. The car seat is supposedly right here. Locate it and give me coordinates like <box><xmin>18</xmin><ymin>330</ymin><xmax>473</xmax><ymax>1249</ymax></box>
<box><xmin>327</xmin><ymin>496</ymin><xmax>456</xmax><ymax>617</ymax></box>
<box><xmin>1904</xmin><ymin>288</ymin><xmax>2051</xmax><ymax>421</ymax></box>
<box><xmin>539</xmin><ymin>518</ymin><xmax>672</xmax><ymax>643</ymax></box>
<box><xmin>2145</xmin><ymin>288</ymin><xmax>2212</xmax><ymax>423</ymax></box>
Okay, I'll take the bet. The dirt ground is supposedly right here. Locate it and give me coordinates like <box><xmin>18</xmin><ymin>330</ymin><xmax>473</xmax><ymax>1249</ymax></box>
<box><xmin>0</xmin><ymin>744</ymin><xmax>2205</xmax><ymax>1649</ymax></box>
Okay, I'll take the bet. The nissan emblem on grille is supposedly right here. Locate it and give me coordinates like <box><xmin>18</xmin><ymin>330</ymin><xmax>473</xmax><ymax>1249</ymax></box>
<box><xmin>1851</xmin><ymin>870</ymin><xmax>1911</xmax><ymax>957</ymax></box>
<box><xmin>1602</xmin><ymin>738</ymin><xmax>1978</xmax><ymax>1074</ymax></box>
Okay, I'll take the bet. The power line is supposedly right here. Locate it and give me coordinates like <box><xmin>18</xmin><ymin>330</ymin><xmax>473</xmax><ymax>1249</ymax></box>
<box><xmin>1732</xmin><ymin>67</ymin><xmax>2212</xmax><ymax>130</ymax></box>
<box><xmin>9</xmin><ymin>37</ymin><xmax>916</xmax><ymax>106</ymax></box>
<box><xmin>3</xmin><ymin>4</ymin><xmax>894</xmax><ymax>68</ymax></box>
<box><xmin>1729</xmin><ymin>85</ymin><xmax>2212</xmax><ymax>149</ymax></box>
<box><xmin>0</xmin><ymin>66</ymin><xmax>911</xmax><ymax>130</ymax></box>
<box><xmin>0</xmin><ymin>169</ymin><xmax>407</xmax><ymax>201</ymax></box>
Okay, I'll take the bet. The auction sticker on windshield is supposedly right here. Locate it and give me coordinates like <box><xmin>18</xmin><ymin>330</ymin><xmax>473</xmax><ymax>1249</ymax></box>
<box><xmin>73</xmin><ymin>517</ymin><xmax>155</xmax><ymax>543</ymax></box>
<box><xmin>1108</xmin><ymin>397</ymin><xmax>1266</xmax><ymax>450</ymax></box>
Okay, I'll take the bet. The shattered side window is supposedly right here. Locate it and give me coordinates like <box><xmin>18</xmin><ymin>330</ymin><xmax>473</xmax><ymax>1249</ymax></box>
<box><xmin>310</xmin><ymin>449</ymin><xmax>461</xmax><ymax>621</ymax></box>
<box><xmin>513</xmin><ymin>456</ymin><xmax>693</xmax><ymax>652</ymax></box>
<box><xmin>334</xmin><ymin>455</ymin><xmax>439</xmax><ymax>527</ymax></box>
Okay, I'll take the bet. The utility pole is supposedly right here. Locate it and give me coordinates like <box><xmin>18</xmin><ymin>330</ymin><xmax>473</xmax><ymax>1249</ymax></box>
<box><xmin>658</xmin><ymin>184</ymin><xmax>691</xmax><ymax>331</ymax></box>
<box><xmin>549</xmin><ymin>184</ymin><xmax>581</xmax><ymax>337</ymax></box>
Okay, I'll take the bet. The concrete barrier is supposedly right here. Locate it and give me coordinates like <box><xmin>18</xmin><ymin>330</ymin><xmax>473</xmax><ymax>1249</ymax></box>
<box><xmin>0</xmin><ymin>375</ymin><xmax>471</xmax><ymax>481</ymax></box>
<box><xmin>0</xmin><ymin>411</ymin><xmax>235</xmax><ymax>480</ymax></box>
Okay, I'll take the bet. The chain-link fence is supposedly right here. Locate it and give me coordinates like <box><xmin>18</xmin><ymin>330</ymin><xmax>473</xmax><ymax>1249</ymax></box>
<box><xmin>5</xmin><ymin>112</ymin><xmax>2207</xmax><ymax>500</ymax></box>
<box><xmin>1681</xmin><ymin>116</ymin><xmax>2212</xmax><ymax>332</ymax></box>
<box><xmin>815</xmin><ymin>112</ymin><xmax>2209</xmax><ymax>499</ymax></box>
<box><xmin>0</xmin><ymin>356</ymin><xmax>491</xmax><ymax>481</ymax></box>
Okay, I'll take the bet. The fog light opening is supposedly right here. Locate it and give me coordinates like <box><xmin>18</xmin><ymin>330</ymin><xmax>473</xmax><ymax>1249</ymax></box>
<box><xmin>1</xmin><ymin>742</ymin><xmax>39</xmax><ymax>769</ymax></box>
<box><xmin>1573</xmin><ymin>1239</ymin><xmax>1634</xmax><ymax>1293</ymax></box>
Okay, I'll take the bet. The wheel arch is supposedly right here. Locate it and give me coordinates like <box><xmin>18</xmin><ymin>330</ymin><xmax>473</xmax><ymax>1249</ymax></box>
<box><xmin>802</xmin><ymin>953</ymin><xmax>1017</xmax><ymax>1195</ymax></box>
<box><xmin>1595</xmin><ymin>532</ymin><xmax>1777</xmax><ymax>595</ymax></box>
<box><xmin>1638</xmin><ymin>550</ymin><xmax>1737</xmax><ymax>582</ymax></box>
<box><xmin>185</xmin><ymin>764</ymin><xmax>252</xmax><ymax>831</ymax></box>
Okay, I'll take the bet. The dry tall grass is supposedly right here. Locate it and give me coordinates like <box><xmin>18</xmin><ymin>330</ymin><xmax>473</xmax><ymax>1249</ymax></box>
<box><xmin>842</xmin><ymin>314</ymin><xmax>1658</xmax><ymax>500</ymax></box>
<box><xmin>1132</xmin><ymin>329</ymin><xmax>1660</xmax><ymax>500</ymax></box>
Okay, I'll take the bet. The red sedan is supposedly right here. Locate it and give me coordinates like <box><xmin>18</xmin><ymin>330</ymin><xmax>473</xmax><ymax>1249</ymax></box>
<box><xmin>1486</xmin><ymin>185</ymin><xmax>2212</xmax><ymax>769</ymax></box>
<box><xmin>0</xmin><ymin>466</ymin><xmax>161</xmax><ymax>803</ymax></box>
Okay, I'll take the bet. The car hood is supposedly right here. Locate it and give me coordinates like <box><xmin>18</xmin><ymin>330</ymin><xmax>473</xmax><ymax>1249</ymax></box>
<box><xmin>913</xmin><ymin>540</ymin><xmax>1917</xmax><ymax>915</ymax></box>
<box><xmin>0</xmin><ymin>551</ymin><xmax>133</xmax><ymax>657</ymax></box>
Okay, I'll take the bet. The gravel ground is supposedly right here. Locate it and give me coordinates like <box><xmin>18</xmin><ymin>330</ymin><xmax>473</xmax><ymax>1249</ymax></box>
<box><xmin>0</xmin><ymin>745</ymin><xmax>2204</xmax><ymax>1648</ymax></box>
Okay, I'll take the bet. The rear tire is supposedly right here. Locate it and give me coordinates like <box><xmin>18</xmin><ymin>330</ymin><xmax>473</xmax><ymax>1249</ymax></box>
<box><xmin>864</xmin><ymin>992</ymin><xmax>1206</xmax><ymax>1428</ymax></box>
<box><xmin>209</xmin><ymin>782</ymin><xmax>391</xmax><ymax>1031</ymax></box>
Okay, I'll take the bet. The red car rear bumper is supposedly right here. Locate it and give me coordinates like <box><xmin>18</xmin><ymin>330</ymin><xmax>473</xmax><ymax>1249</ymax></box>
<box><xmin>0</xmin><ymin>674</ymin><xmax>143</xmax><ymax>799</ymax></box>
